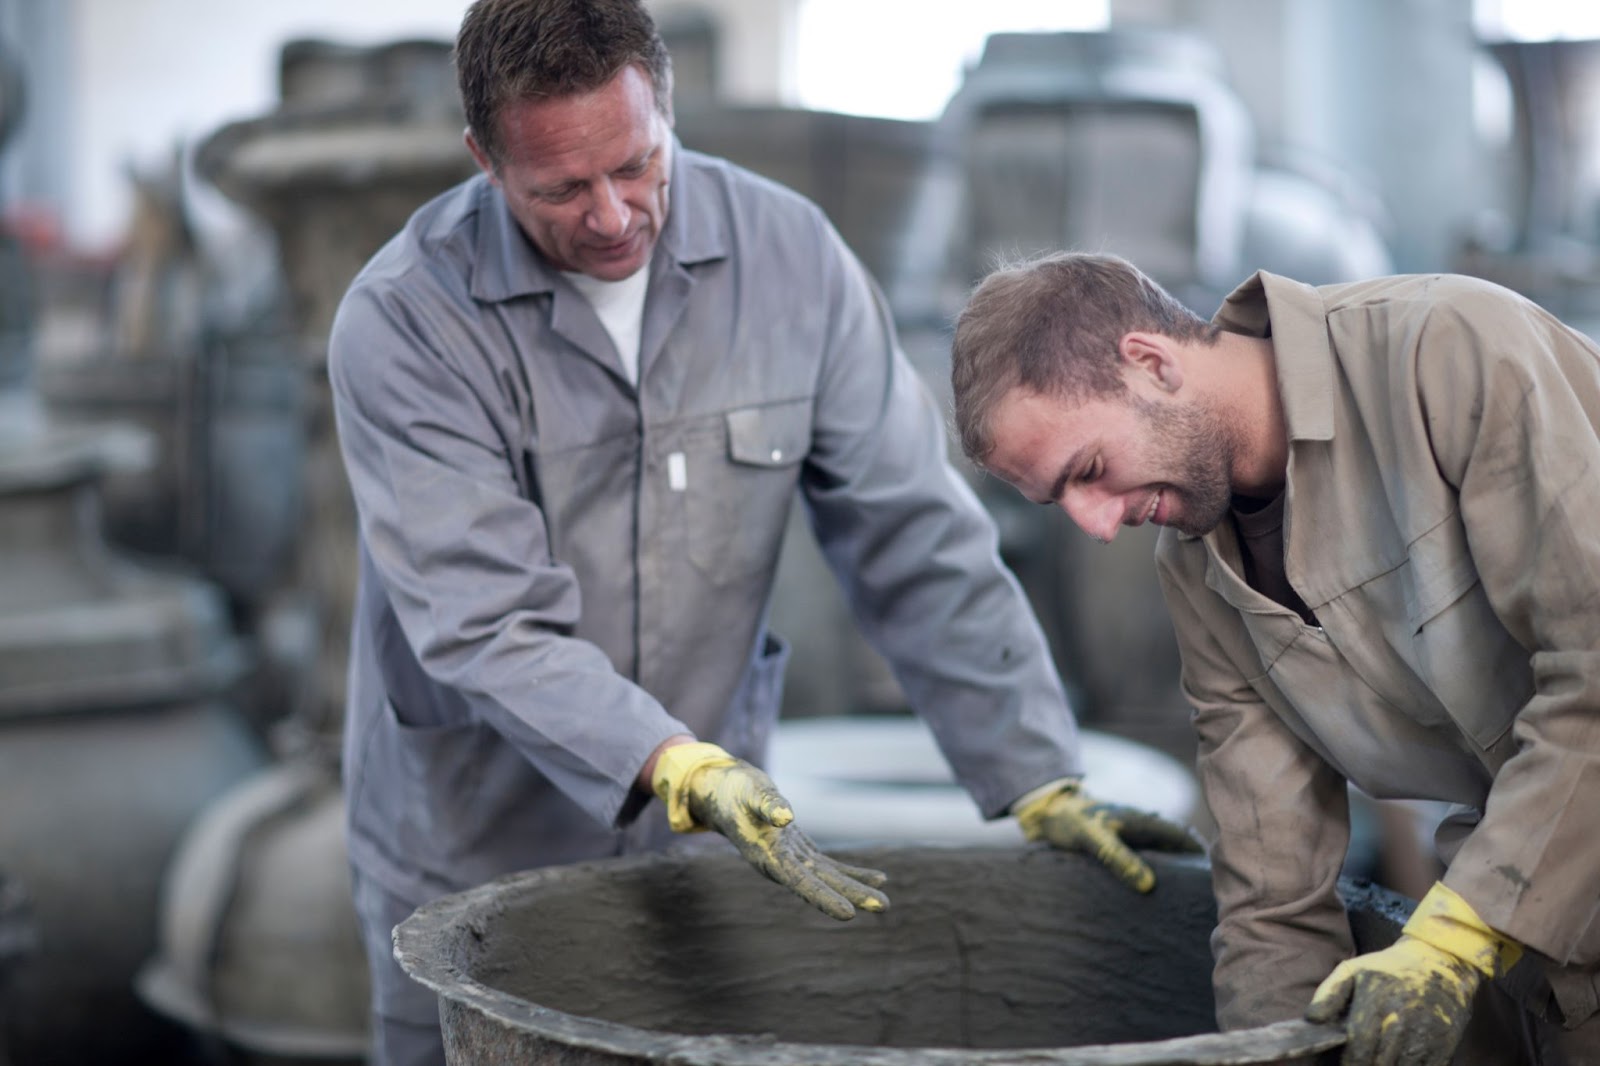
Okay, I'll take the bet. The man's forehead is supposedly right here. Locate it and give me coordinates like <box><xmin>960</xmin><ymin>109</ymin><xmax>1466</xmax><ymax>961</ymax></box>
<box><xmin>499</xmin><ymin>68</ymin><xmax>662</xmax><ymax>144</ymax></box>
<box><xmin>985</xmin><ymin>394</ymin><xmax>1064</xmax><ymax>471</ymax></box>
<box><xmin>509</xmin><ymin>108</ymin><xmax>667</xmax><ymax>185</ymax></box>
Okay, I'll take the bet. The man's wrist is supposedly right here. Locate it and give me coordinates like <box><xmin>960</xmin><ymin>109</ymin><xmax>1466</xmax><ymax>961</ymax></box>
<box><xmin>1010</xmin><ymin>776</ymin><xmax>1081</xmax><ymax>817</ymax></box>
<box><xmin>1404</xmin><ymin>882</ymin><xmax>1523</xmax><ymax>977</ymax></box>
<box><xmin>637</xmin><ymin>733</ymin><xmax>697</xmax><ymax>793</ymax></box>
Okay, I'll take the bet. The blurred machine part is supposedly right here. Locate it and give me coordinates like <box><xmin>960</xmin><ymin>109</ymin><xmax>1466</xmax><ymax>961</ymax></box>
<box><xmin>26</xmin><ymin>128</ymin><xmax>304</xmax><ymax>733</ymax></box>
<box><xmin>1240</xmin><ymin>157</ymin><xmax>1395</xmax><ymax>287</ymax></box>
<box><xmin>0</xmin><ymin>693</ymin><xmax>266</xmax><ymax>1066</ymax></box>
<box><xmin>38</xmin><ymin>329</ymin><xmax>305</xmax><ymax>608</ymax></box>
<box><xmin>0</xmin><ymin>35</ymin><xmax>30</xmax><ymax>395</ymax></box>
<box><xmin>0</xmin><ymin>418</ymin><xmax>270</xmax><ymax>1066</ymax></box>
<box><xmin>1458</xmin><ymin>38</ymin><xmax>1600</xmax><ymax>335</ymax></box>
<box><xmin>33</xmin><ymin>159</ymin><xmax>307</xmax><ymax>613</ymax></box>
<box><xmin>674</xmin><ymin>106</ymin><xmax>952</xmax><ymax>312</ymax></box>
<box><xmin>139</xmin><ymin>759</ymin><xmax>368</xmax><ymax>1066</ymax></box>
<box><xmin>657</xmin><ymin>6</ymin><xmax>721</xmax><ymax>109</ymax></box>
<box><xmin>0</xmin><ymin>427</ymin><xmax>249</xmax><ymax>714</ymax></box>
<box><xmin>0</xmin><ymin>36</ymin><xmax>270</xmax><ymax>1062</ymax></box>
<box><xmin>0</xmin><ymin>875</ymin><xmax>35</xmax><ymax>1066</ymax></box>
<box><xmin>937</xmin><ymin>29</ymin><xmax>1256</xmax><ymax>315</ymax></box>
<box><xmin>196</xmin><ymin>37</ymin><xmax>478</xmax><ymax>737</ymax></box>
<box><xmin>929</xmin><ymin>28</ymin><xmax>1394</xmax><ymax>311</ymax></box>
<box><xmin>197</xmin><ymin>38</ymin><xmax>472</xmax><ymax>355</ymax></box>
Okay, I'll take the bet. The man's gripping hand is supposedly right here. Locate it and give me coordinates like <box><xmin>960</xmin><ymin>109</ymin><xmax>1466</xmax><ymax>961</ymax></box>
<box><xmin>1306</xmin><ymin>881</ymin><xmax>1523</xmax><ymax>1066</ymax></box>
<box><xmin>1013</xmin><ymin>778</ymin><xmax>1202</xmax><ymax>892</ymax></box>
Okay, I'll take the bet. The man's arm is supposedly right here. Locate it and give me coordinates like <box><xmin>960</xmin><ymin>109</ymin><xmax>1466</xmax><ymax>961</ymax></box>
<box><xmin>1156</xmin><ymin>549</ymin><xmax>1356</xmax><ymax>1028</ymax></box>
<box><xmin>1411</xmin><ymin>289</ymin><xmax>1600</xmax><ymax>963</ymax></box>
<box><xmin>329</xmin><ymin>279</ymin><xmax>692</xmax><ymax>830</ymax></box>
<box><xmin>797</xmin><ymin>216</ymin><xmax>1194</xmax><ymax>887</ymax></box>
<box><xmin>797</xmin><ymin>216</ymin><xmax>1082</xmax><ymax>817</ymax></box>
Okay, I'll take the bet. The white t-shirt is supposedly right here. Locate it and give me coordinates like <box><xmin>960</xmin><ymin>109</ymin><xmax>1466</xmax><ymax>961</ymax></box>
<box><xmin>563</xmin><ymin>267</ymin><xmax>650</xmax><ymax>385</ymax></box>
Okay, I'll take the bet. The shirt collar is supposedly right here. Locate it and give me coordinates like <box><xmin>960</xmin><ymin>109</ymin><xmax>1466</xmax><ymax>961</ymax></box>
<box><xmin>469</xmin><ymin>135</ymin><xmax>728</xmax><ymax>304</ymax></box>
<box><xmin>1213</xmin><ymin>269</ymin><xmax>1335</xmax><ymax>443</ymax></box>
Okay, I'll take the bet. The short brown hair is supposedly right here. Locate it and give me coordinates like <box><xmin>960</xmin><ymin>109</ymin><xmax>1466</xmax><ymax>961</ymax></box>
<box><xmin>950</xmin><ymin>252</ymin><xmax>1218</xmax><ymax>465</ymax></box>
<box><xmin>455</xmin><ymin>0</ymin><xmax>673</xmax><ymax>167</ymax></box>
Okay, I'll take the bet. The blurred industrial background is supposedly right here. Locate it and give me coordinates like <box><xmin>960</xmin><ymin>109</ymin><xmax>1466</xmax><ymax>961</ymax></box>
<box><xmin>0</xmin><ymin>0</ymin><xmax>1597</xmax><ymax>1062</ymax></box>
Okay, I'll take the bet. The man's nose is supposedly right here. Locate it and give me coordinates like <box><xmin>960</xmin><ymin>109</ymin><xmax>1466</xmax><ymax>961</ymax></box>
<box><xmin>586</xmin><ymin>181</ymin><xmax>629</xmax><ymax>237</ymax></box>
<box><xmin>1061</xmin><ymin>490</ymin><xmax>1123</xmax><ymax>544</ymax></box>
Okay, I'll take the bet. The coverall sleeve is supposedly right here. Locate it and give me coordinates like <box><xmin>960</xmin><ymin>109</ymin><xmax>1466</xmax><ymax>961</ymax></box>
<box><xmin>1155</xmin><ymin>550</ymin><xmax>1356</xmax><ymax>1028</ymax></box>
<box><xmin>797</xmin><ymin>219</ymin><xmax>1082</xmax><ymax>817</ymax></box>
<box><xmin>1415</xmin><ymin>294</ymin><xmax>1600</xmax><ymax>963</ymax></box>
<box><xmin>328</xmin><ymin>280</ymin><xmax>689</xmax><ymax>830</ymax></box>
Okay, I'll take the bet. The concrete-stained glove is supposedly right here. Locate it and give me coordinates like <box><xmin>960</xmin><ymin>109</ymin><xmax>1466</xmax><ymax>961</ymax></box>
<box><xmin>1013</xmin><ymin>779</ymin><xmax>1201</xmax><ymax>893</ymax></box>
<box><xmin>652</xmin><ymin>742</ymin><xmax>889</xmax><ymax>921</ymax></box>
<box><xmin>1306</xmin><ymin>882</ymin><xmax>1523</xmax><ymax>1066</ymax></box>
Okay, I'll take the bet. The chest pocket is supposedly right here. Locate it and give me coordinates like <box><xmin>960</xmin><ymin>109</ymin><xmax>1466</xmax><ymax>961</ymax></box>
<box><xmin>685</xmin><ymin>398</ymin><xmax>812</xmax><ymax>584</ymax></box>
<box><xmin>1403</xmin><ymin>515</ymin><xmax>1528</xmax><ymax>753</ymax></box>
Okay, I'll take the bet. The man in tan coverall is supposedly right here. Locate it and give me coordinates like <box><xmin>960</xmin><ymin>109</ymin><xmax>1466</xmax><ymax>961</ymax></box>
<box><xmin>948</xmin><ymin>251</ymin><xmax>1600</xmax><ymax>1066</ymax></box>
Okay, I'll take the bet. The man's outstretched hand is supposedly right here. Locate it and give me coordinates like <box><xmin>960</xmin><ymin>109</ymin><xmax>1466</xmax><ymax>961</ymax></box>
<box><xmin>652</xmin><ymin>741</ymin><xmax>889</xmax><ymax>920</ymax></box>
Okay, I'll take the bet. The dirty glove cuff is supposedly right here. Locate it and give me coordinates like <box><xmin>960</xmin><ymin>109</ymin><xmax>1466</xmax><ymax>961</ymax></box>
<box><xmin>1403</xmin><ymin>882</ymin><xmax>1523</xmax><ymax>978</ymax></box>
<box><xmin>1011</xmin><ymin>777</ymin><xmax>1081</xmax><ymax>830</ymax></box>
<box><xmin>651</xmin><ymin>741</ymin><xmax>747</xmax><ymax>834</ymax></box>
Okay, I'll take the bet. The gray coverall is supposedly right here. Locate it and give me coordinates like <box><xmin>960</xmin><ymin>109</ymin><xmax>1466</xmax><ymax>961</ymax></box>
<box><xmin>1155</xmin><ymin>272</ymin><xmax>1600</xmax><ymax>1061</ymax></box>
<box><xmin>328</xmin><ymin>142</ymin><xmax>1082</xmax><ymax>1063</ymax></box>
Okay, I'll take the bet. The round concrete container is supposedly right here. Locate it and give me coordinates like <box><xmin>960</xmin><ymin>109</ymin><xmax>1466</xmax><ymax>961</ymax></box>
<box><xmin>396</xmin><ymin>848</ymin><xmax>1414</xmax><ymax>1065</ymax></box>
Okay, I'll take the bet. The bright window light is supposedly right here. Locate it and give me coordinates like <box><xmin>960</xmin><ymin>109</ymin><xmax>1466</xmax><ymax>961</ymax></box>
<box><xmin>1475</xmin><ymin>0</ymin><xmax>1600</xmax><ymax>40</ymax></box>
<box><xmin>796</xmin><ymin>0</ymin><xmax>1109</xmax><ymax>121</ymax></box>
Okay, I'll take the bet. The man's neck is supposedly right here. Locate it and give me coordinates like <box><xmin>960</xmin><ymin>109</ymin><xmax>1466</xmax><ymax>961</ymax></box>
<box><xmin>1211</xmin><ymin>332</ymin><xmax>1289</xmax><ymax>501</ymax></box>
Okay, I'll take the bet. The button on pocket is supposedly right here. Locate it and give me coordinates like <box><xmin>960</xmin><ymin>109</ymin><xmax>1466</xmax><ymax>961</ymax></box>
<box><xmin>685</xmin><ymin>399</ymin><xmax>813</xmax><ymax>584</ymax></box>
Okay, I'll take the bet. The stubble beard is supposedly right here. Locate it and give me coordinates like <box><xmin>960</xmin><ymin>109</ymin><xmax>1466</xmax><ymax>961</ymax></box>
<box><xmin>1134</xmin><ymin>394</ymin><xmax>1236</xmax><ymax>537</ymax></box>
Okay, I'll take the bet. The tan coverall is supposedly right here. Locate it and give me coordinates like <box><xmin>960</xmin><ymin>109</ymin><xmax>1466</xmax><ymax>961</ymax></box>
<box><xmin>1155</xmin><ymin>272</ymin><xmax>1600</xmax><ymax>1059</ymax></box>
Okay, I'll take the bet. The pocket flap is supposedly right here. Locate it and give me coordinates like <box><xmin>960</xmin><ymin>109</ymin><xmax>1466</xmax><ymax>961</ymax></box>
<box><xmin>726</xmin><ymin>399</ymin><xmax>811</xmax><ymax>468</ymax></box>
<box><xmin>1406</xmin><ymin>513</ymin><xmax>1480</xmax><ymax>630</ymax></box>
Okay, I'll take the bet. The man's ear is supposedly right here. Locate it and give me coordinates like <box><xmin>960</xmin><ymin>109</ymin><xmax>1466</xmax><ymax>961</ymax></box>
<box><xmin>1119</xmin><ymin>332</ymin><xmax>1184</xmax><ymax>393</ymax></box>
<box><xmin>464</xmin><ymin>128</ymin><xmax>498</xmax><ymax>183</ymax></box>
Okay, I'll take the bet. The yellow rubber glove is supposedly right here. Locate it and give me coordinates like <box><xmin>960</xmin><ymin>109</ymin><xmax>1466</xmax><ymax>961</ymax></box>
<box><xmin>652</xmin><ymin>742</ymin><xmax>889</xmax><ymax>921</ymax></box>
<box><xmin>1013</xmin><ymin>778</ymin><xmax>1202</xmax><ymax>892</ymax></box>
<box><xmin>1306</xmin><ymin>882</ymin><xmax>1523</xmax><ymax>1066</ymax></box>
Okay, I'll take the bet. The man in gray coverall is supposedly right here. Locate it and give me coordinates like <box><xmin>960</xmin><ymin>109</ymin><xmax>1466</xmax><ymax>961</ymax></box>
<box><xmin>327</xmin><ymin>4</ymin><xmax>1198</xmax><ymax>1063</ymax></box>
<box><xmin>949</xmin><ymin>251</ymin><xmax>1600</xmax><ymax>1065</ymax></box>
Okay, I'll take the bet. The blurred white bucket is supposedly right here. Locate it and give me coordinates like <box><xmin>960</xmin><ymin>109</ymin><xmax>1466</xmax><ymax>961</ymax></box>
<box><xmin>767</xmin><ymin>715</ymin><xmax>1198</xmax><ymax>846</ymax></box>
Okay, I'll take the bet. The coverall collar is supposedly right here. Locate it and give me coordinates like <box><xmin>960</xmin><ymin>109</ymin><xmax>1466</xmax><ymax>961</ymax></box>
<box><xmin>1213</xmin><ymin>270</ymin><xmax>1336</xmax><ymax>445</ymax></box>
<box><xmin>1166</xmin><ymin>270</ymin><xmax>1336</xmax><ymax>544</ymax></box>
<box><xmin>469</xmin><ymin>135</ymin><xmax>727</xmax><ymax>304</ymax></box>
